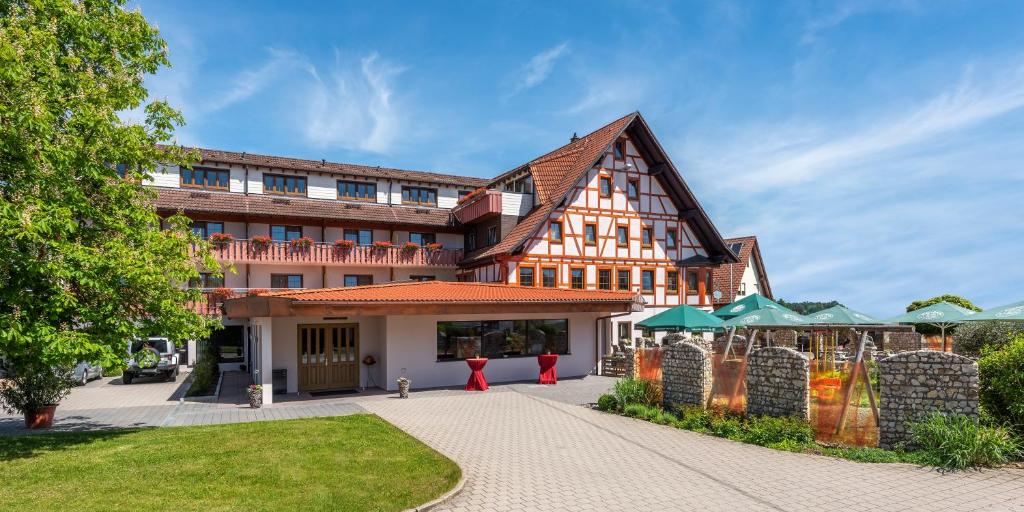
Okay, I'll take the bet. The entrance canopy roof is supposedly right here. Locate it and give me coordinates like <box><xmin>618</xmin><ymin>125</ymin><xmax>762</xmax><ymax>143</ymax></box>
<box><xmin>963</xmin><ymin>300</ymin><xmax>1024</xmax><ymax>321</ymax></box>
<box><xmin>636</xmin><ymin>305</ymin><xmax>724</xmax><ymax>332</ymax></box>
<box><xmin>712</xmin><ymin>293</ymin><xmax>793</xmax><ymax>320</ymax></box>
<box><xmin>223</xmin><ymin>281</ymin><xmax>639</xmax><ymax>318</ymax></box>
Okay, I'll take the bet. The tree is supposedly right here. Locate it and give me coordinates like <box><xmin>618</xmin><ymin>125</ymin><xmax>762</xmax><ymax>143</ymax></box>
<box><xmin>776</xmin><ymin>299</ymin><xmax>843</xmax><ymax>315</ymax></box>
<box><xmin>905</xmin><ymin>294</ymin><xmax>982</xmax><ymax>336</ymax></box>
<box><xmin>0</xmin><ymin>0</ymin><xmax>218</xmax><ymax>412</ymax></box>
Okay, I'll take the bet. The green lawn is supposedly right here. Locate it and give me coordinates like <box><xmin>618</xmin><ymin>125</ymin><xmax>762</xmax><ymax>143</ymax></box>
<box><xmin>0</xmin><ymin>415</ymin><xmax>460</xmax><ymax>512</ymax></box>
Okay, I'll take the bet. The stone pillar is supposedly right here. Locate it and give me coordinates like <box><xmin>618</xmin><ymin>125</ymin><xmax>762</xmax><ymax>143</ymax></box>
<box><xmin>662</xmin><ymin>342</ymin><xmax>711</xmax><ymax>409</ymax></box>
<box><xmin>883</xmin><ymin>331</ymin><xmax>923</xmax><ymax>353</ymax></box>
<box><xmin>878</xmin><ymin>351</ymin><xmax>979</xmax><ymax>449</ymax></box>
<box><xmin>622</xmin><ymin>347</ymin><xmax>636</xmax><ymax>379</ymax></box>
<box><xmin>746</xmin><ymin>347</ymin><xmax>809</xmax><ymax>419</ymax></box>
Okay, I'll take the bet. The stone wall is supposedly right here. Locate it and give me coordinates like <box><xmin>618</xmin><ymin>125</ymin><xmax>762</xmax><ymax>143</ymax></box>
<box><xmin>661</xmin><ymin>341</ymin><xmax>711</xmax><ymax>409</ymax></box>
<box><xmin>622</xmin><ymin>347</ymin><xmax>636</xmax><ymax>379</ymax></box>
<box><xmin>745</xmin><ymin>347</ymin><xmax>809</xmax><ymax>419</ymax></box>
<box><xmin>771</xmin><ymin>329</ymin><xmax>798</xmax><ymax>348</ymax></box>
<box><xmin>883</xmin><ymin>331</ymin><xmax>923</xmax><ymax>353</ymax></box>
<box><xmin>878</xmin><ymin>351</ymin><xmax>979</xmax><ymax>449</ymax></box>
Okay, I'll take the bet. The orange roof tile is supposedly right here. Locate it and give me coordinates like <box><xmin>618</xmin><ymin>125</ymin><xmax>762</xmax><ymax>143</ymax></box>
<box><xmin>264</xmin><ymin>280</ymin><xmax>636</xmax><ymax>304</ymax></box>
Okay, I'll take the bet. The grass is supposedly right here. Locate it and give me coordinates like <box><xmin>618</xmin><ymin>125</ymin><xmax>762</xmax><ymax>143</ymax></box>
<box><xmin>0</xmin><ymin>415</ymin><xmax>460</xmax><ymax>512</ymax></box>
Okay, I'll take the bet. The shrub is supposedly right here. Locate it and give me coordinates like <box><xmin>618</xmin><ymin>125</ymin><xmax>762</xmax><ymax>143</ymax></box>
<box><xmin>978</xmin><ymin>335</ymin><xmax>1024</xmax><ymax>436</ymax></box>
<box><xmin>596</xmin><ymin>394</ymin><xmax>618</xmax><ymax>412</ymax></box>
<box><xmin>0</xmin><ymin>363</ymin><xmax>75</xmax><ymax>414</ymax></box>
<box><xmin>954</xmin><ymin>321</ymin><xmax>1024</xmax><ymax>357</ymax></box>
<box><xmin>742</xmin><ymin>415</ymin><xmax>814</xmax><ymax>448</ymax></box>
<box><xmin>675</xmin><ymin>406</ymin><xmax>714</xmax><ymax>432</ymax></box>
<box><xmin>910</xmin><ymin>412</ymin><xmax>1020</xmax><ymax>470</ymax></box>
<box><xmin>622</xmin><ymin>403</ymin><xmax>649</xmax><ymax>418</ymax></box>
<box><xmin>187</xmin><ymin>342</ymin><xmax>220</xmax><ymax>397</ymax></box>
<box><xmin>613</xmin><ymin>378</ymin><xmax>660</xmax><ymax>407</ymax></box>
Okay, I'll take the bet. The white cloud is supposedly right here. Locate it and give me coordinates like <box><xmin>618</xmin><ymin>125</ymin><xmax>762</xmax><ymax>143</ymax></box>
<box><xmin>506</xmin><ymin>42</ymin><xmax>569</xmax><ymax>97</ymax></box>
<box><xmin>199</xmin><ymin>48</ymin><xmax>313</xmax><ymax>115</ymax></box>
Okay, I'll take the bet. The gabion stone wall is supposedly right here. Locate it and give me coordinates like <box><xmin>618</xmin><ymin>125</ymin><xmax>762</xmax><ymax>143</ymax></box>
<box><xmin>878</xmin><ymin>351</ymin><xmax>979</xmax><ymax>449</ymax></box>
<box><xmin>662</xmin><ymin>341</ymin><xmax>711</xmax><ymax>409</ymax></box>
<box><xmin>746</xmin><ymin>347</ymin><xmax>809</xmax><ymax>419</ymax></box>
<box><xmin>771</xmin><ymin>329</ymin><xmax>798</xmax><ymax>348</ymax></box>
<box><xmin>622</xmin><ymin>347</ymin><xmax>636</xmax><ymax>379</ymax></box>
<box><xmin>883</xmin><ymin>331</ymin><xmax>923</xmax><ymax>353</ymax></box>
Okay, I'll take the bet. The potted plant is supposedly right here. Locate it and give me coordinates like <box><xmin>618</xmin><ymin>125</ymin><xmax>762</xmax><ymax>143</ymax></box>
<box><xmin>372</xmin><ymin>240</ymin><xmax>393</xmax><ymax>250</ymax></box>
<box><xmin>425</xmin><ymin>242</ymin><xmax>444</xmax><ymax>252</ymax></box>
<box><xmin>289</xmin><ymin>236</ymin><xmax>314</xmax><ymax>251</ymax></box>
<box><xmin>396</xmin><ymin>376</ymin><xmax>411</xmax><ymax>398</ymax></box>
<box><xmin>457</xmin><ymin>187</ymin><xmax>487</xmax><ymax>204</ymax></box>
<box><xmin>400</xmin><ymin>241</ymin><xmax>420</xmax><ymax>255</ymax></box>
<box><xmin>208</xmin><ymin>232</ymin><xmax>234</xmax><ymax>248</ymax></box>
<box><xmin>247</xmin><ymin>384</ymin><xmax>263</xmax><ymax>408</ymax></box>
<box><xmin>334</xmin><ymin>239</ymin><xmax>355</xmax><ymax>251</ymax></box>
<box><xmin>250</xmin><ymin>235</ymin><xmax>273</xmax><ymax>253</ymax></box>
<box><xmin>0</xmin><ymin>363</ymin><xmax>74</xmax><ymax>429</ymax></box>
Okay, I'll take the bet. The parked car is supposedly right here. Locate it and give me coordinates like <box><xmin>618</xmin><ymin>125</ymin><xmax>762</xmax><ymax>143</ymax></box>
<box><xmin>73</xmin><ymin>361</ymin><xmax>104</xmax><ymax>386</ymax></box>
<box><xmin>123</xmin><ymin>337</ymin><xmax>179</xmax><ymax>384</ymax></box>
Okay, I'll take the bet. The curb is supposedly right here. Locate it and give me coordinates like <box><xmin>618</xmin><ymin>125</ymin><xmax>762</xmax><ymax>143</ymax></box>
<box><xmin>402</xmin><ymin>472</ymin><xmax>466</xmax><ymax>512</ymax></box>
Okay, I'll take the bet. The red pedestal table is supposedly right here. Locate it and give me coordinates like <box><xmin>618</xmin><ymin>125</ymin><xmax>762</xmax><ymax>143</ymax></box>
<box><xmin>537</xmin><ymin>354</ymin><xmax>559</xmax><ymax>384</ymax></box>
<box><xmin>465</xmin><ymin>358</ymin><xmax>489</xmax><ymax>391</ymax></box>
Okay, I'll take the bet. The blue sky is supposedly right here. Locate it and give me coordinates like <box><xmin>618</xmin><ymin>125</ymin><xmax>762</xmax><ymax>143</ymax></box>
<box><xmin>135</xmin><ymin>1</ymin><xmax>1024</xmax><ymax>316</ymax></box>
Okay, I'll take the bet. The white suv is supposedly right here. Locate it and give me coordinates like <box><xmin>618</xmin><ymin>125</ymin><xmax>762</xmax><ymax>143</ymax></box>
<box><xmin>123</xmin><ymin>337</ymin><xmax>179</xmax><ymax>384</ymax></box>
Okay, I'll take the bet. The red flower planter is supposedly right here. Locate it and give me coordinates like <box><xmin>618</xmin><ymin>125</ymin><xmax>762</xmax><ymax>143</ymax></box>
<box><xmin>24</xmin><ymin>405</ymin><xmax>58</xmax><ymax>429</ymax></box>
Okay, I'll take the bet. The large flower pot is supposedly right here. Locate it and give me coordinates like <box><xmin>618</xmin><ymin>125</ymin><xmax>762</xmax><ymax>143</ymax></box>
<box><xmin>248</xmin><ymin>390</ymin><xmax>263</xmax><ymax>409</ymax></box>
<box><xmin>24</xmin><ymin>405</ymin><xmax>58</xmax><ymax>429</ymax></box>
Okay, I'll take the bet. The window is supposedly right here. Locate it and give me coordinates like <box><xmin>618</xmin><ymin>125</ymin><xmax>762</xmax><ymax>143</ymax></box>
<box><xmin>409</xmin><ymin>232</ymin><xmax>436</xmax><ymax>245</ymax></box>
<box><xmin>263</xmin><ymin>173</ymin><xmax>307</xmax><ymax>196</ymax></box>
<box><xmin>436</xmin><ymin>319</ymin><xmax>568</xmax><ymax>361</ymax></box>
<box><xmin>729</xmin><ymin>242</ymin><xmax>744</xmax><ymax>255</ymax></box>
<box><xmin>599</xmin><ymin>176</ymin><xmax>612</xmax><ymax>197</ymax></box>
<box><xmin>641</xmin><ymin>227</ymin><xmax>653</xmax><ymax>247</ymax></box>
<box><xmin>410</xmin><ymin>275</ymin><xmax>436</xmax><ymax>282</ymax></box>
<box><xmin>570</xmin><ymin>268</ymin><xmax>585</xmax><ymax>289</ymax></box>
<box><xmin>584</xmin><ymin>223</ymin><xmax>597</xmax><ymax>245</ymax></box>
<box><xmin>617</xmin><ymin>225</ymin><xmax>629</xmax><ymax>247</ymax></box>
<box><xmin>191</xmin><ymin>221</ymin><xmax>224</xmax><ymax>239</ymax></box>
<box><xmin>270</xmin><ymin>225</ymin><xmax>302</xmax><ymax>242</ymax></box>
<box><xmin>271</xmin><ymin>274</ymin><xmax>303</xmax><ymax>289</ymax></box>
<box><xmin>519</xmin><ymin>266</ymin><xmax>535</xmax><ymax>287</ymax></box>
<box><xmin>337</xmin><ymin>180</ymin><xmax>376</xmax><ymax>201</ymax></box>
<box><xmin>115</xmin><ymin>163</ymin><xmax>129</xmax><ymax>178</ymax></box>
<box><xmin>667</xmin><ymin>271</ymin><xmax>679</xmax><ymax>293</ymax></box>
<box><xmin>667</xmin><ymin>229</ymin><xmax>678</xmax><ymax>250</ymax></box>
<box><xmin>687</xmin><ymin>271</ymin><xmax>699</xmax><ymax>295</ymax></box>
<box><xmin>467</xmin><ymin>231</ymin><xmax>477</xmax><ymax>251</ymax></box>
<box><xmin>617</xmin><ymin>269</ymin><xmax>631</xmax><ymax>291</ymax></box>
<box><xmin>627</xmin><ymin>179</ymin><xmax>639</xmax><ymax>199</ymax></box>
<box><xmin>343</xmin><ymin>229</ymin><xmax>372</xmax><ymax>246</ymax></box>
<box><xmin>181</xmin><ymin>167</ymin><xmax>229</xmax><ymax>190</ymax></box>
<box><xmin>641</xmin><ymin>270</ymin><xmax>654</xmax><ymax>293</ymax></box>
<box><xmin>613</xmin><ymin>140</ymin><xmax>625</xmax><ymax>160</ymax></box>
<box><xmin>705</xmin><ymin>271</ymin><xmax>713</xmax><ymax>297</ymax></box>
<box><xmin>190</xmin><ymin>272</ymin><xmax>224</xmax><ymax>288</ymax></box>
<box><xmin>343</xmin><ymin>275</ymin><xmax>373</xmax><ymax>287</ymax></box>
<box><xmin>486</xmin><ymin>226</ymin><xmax>498</xmax><ymax>246</ymax></box>
<box><xmin>617</xmin><ymin>322</ymin><xmax>632</xmax><ymax>342</ymax></box>
<box><xmin>598</xmin><ymin>269</ymin><xmax>612</xmax><ymax>290</ymax></box>
<box><xmin>549</xmin><ymin>221</ymin><xmax>562</xmax><ymax>243</ymax></box>
<box><xmin>402</xmin><ymin>186</ymin><xmax>437</xmax><ymax>206</ymax></box>
<box><xmin>541</xmin><ymin>267</ymin><xmax>557</xmax><ymax>288</ymax></box>
<box><xmin>738</xmin><ymin>282</ymin><xmax>747</xmax><ymax>296</ymax></box>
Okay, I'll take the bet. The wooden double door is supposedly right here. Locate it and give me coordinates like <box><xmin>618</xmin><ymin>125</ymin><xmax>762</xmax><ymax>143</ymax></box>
<box><xmin>297</xmin><ymin>323</ymin><xmax>359</xmax><ymax>391</ymax></box>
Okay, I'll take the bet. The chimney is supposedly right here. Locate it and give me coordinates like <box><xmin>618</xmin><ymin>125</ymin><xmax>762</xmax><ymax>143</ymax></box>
<box><xmin>570</xmin><ymin>132</ymin><xmax>579</xmax><ymax>143</ymax></box>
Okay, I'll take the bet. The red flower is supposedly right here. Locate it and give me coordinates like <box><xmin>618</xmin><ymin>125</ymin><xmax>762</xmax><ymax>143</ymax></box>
<box><xmin>334</xmin><ymin>239</ymin><xmax>356</xmax><ymax>249</ymax></box>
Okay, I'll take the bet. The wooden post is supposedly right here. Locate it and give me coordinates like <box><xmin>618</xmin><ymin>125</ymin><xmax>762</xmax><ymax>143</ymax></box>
<box><xmin>706</xmin><ymin>326</ymin><xmax>736</xmax><ymax>408</ymax></box>
<box><xmin>727</xmin><ymin>329</ymin><xmax>757</xmax><ymax>410</ymax></box>
<box><xmin>835</xmin><ymin>328</ymin><xmax>868</xmax><ymax>435</ymax></box>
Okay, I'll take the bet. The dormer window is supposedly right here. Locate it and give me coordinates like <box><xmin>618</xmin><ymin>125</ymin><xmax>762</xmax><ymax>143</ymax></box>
<box><xmin>338</xmin><ymin>180</ymin><xmax>376</xmax><ymax>201</ymax></box>
<box><xmin>402</xmin><ymin>186</ymin><xmax>437</xmax><ymax>206</ymax></box>
<box><xmin>613</xmin><ymin>140</ymin><xmax>626</xmax><ymax>160</ymax></box>
<box><xmin>263</xmin><ymin>174</ymin><xmax>307</xmax><ymax>196</ymax></box>
<box><xmin>181</xmin><ymin>167</ymin><xmax>229</xmax><ymax>190</ymax></box>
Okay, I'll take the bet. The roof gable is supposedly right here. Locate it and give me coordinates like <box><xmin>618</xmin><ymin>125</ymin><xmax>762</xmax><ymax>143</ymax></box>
<box><xmin>712</xmin><ymin>236</ymin><xmax>773</xmax><ymax>303</ymax></box>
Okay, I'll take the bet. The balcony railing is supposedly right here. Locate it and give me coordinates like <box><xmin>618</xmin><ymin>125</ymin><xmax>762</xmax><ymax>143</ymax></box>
<box><xmin>452</xmin><ymin>189</ymin><xmax>502</xmax><ymax>224</ymax></box>
<box><xmin>187</xmin><ymin>288</ymin><xmax>297</xmax><ymax>317</ymax></box>
<box><xmin>204</xmin><ymin>240</ymin><xmax>463</xmax><ymax>267</ymax></box>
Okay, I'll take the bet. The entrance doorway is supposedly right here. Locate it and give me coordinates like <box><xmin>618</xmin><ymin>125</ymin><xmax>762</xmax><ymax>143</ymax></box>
<box><xmin>297</xmin><ymin>324</ymin><xmax>359</xmax><ymax>391</ymax></box>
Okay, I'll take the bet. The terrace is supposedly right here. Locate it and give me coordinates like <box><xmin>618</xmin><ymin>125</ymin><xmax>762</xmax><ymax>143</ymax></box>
<box><xmin>203</xmin><ymin>239</ymin><xmax>464</xmax><ymax>267</ymax></box>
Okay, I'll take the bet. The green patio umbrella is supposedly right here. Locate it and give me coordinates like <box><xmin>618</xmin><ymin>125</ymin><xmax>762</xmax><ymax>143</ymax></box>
<box><xmin>807</xmin><ymin>305</ymin><xmax>881</xmax><ymax>325</ymax></box>
<box><xmin>722</xmin><ymin>307</ymin><xmax>811</xmax><ymax>328</ymax></box>
<box><xmin>962</xmin><ymin>300</ymin><xmax>1024</xmax><ymax>321</ymax></box>
<box><xmin>712</xmin><ymin>293</ymin><xmax>793</xmax><ymax>320</ymax></box>
<box><xmin>886</xmin><ymin>301</ymin><xmax>978</xmax><ymax>351</ymax></box>
<box><xmin>637</xmin><ymin>305</ymin><xmax>724</xmax><ymax>332</ymax></box>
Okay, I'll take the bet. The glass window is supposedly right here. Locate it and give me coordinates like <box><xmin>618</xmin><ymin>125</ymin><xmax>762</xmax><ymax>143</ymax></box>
<box><xmin>181</xmin><ymin>167</ymin><xmax>229</xmax><ymax>190</ymax></box>
<box><xmin>190</xmin><ymin>272</ymin><xmax>224</xmax><ymax>288</ymax></box>
<box><xmin>687</xmin><ymin>271</ymin><xmax>699</xmax><ymax>295</ymax></box>
<box><xmin>271</xmin><ymin>225</ymin><xmax>302</xmax><ymax>242</ymax></box>
<box><xmin>618</xmin><ymin>322</ymin><xmax>632</xmax><ymax>342</ymax></box>
<box><xmin>550</xmin><ymin>222</ymin><xmax>562</xmax><ymax>243</ymax></box>
<box><xmin>541</xmin><ymin>267</ymin><xmax>556</xmax><ymax>288</ymax></box>
<box><xmin>729</xmin><ymin>242</ymin><xmax>744</xmax><ymax>254</ymax></box>
<box><xmin>467</xmin><ymin>231</ymin><xmax>477</xmax><ymax>251</ymax></box>
<box><xmin>627</xmin><ymin>179</ymin><xmax>639</xmax><ymax>199</ymax></box>
<box><xmin>585</xmin><ymin>224</ymin><xmax>597</xmax><ymax>245</ymax></box>
<box><xmin>343</xmin><ymin>229</ymin><xmax>372</xmax><ymax>245</ymax></box>
<box><xmin>190</xmin><ymin>221</ymin><xmax>224</xmax><ymax>239</ymax></box>
<box><xmin>409</xmin><ymin>232</ymin><xmax>436</xmax><ymax>246</ymax></box>
<box><xmin>458</xmin><ymin>189</ymin><xmax>471</xmax><ymax>199</ymax></box>
<box><xmin>641</xmin><ymin>270</ymin><xmax>654</xmax><ymax>292</ymax></box>
<box><xmin>613</xmin><ymin>140</ymin><xmax>625</xmax><ymax>160</ymax></box>
<box><xmin>738</xmin><ymin>282</ymin><xmax>747</xmax><ymax>295</ymax></box>
<box><xmin>617</xmin><ymin>225</ymin><xmax>629</xmax><ymax>246</ymax></box>
<box><xmin>410</xmin><ymin>275</ymin><xmax>436</xmax><ymax>282</ymax></box>
<box><xmin>486</xmin><ymin>226</ymin><xmax>497</xmax><ymax>245</ymax></box>
<box><xmin>667</xmin><ymin>229</ymin><xmax>677</xmax><ymax>249</ymax></box>
<box><xmin>617</xmin><ymin>269</ymin><xmax>631</xmax><ymax>291</ymax></box>
<box><xmin>641</xmin><ymin>228</ymin><xmax>653</xmax><ymax>247</ymax></box>
<box><xmin>402</xmin><ymin>186</ymin><xmax>437</xmax><ymax>206</ymax></box>
<box><xmin>571</xmin><ymin>268</ymin><xmax>584</xmax><ymax>289</ymax></box>
<box><xmin>599</xmin><ymin>176</ymin><xmax>612</xmax><ymax>197</ymax></box>
<box><xmin>527</xmin><ymin>319</ymin><xmax>569</xmax><ymax>355</ymax></box>
<box><xmin>338</xmin><ymin>180</ymin><xmax>377</xmax><ymax>201</ymax></box>
<box><xmin>271</xmin><ymin>274</ymin><xmax>303</xmax><ymax>289</ymax></box>
<box><xmin>436</xmin><ymin>321</ymin><xmax>482</xmax><ymax>360</ymax></box>
<box><xmin>598</xmin><ymin>269</ymin><xmax>611</xmax><ymax>290</ymax></box>
<box><xmin>705</xmin><ymin>271</ymin><xmax>713</xmax><ymax>297</ymax></box>
<box><xmin>263</xmin><ymin>173</ymin><xmax>306</xmax><ymax>195</ymax></box>
<box><xmin>667</xmin><ymin>271</ymin><xmax>679</xmax><ymax>293</ymax></box>
<box><xmin>344</xmin><ymin>275</ymin><xmax>373</xmax><ymax>287</ymax></box>
<box><xmin>519</xmin><ymin>267</ymin><xmax>534</xmax><ymax>287</ymax></box>
<box><xmin>436</xmin><ymin>319</ymin><xmax>569</xmax><ymax>361</ymax></box>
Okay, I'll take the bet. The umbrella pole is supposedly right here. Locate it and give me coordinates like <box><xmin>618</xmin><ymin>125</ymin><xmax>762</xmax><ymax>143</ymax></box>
<box><xmin>941</xmin><ymin>324</ymin><xmax>948</xmax><ymax>352</ymax></box>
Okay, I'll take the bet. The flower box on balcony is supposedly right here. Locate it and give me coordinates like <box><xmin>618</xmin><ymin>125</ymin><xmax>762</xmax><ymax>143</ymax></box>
<box><xmin>208</xmin><ymin>232</ymin><xmax>234</xmax><ymax>247</ymax></box>
<box><xmin>334</xmin><ymin>239</ymin><xmax>356</xmax><ymax>250</ymax></box>
<box><xmin>400</xmin><ymin>241</ymin><xmax>420</xmax><ymax>254</ymax></box>
<box><xmin>425</xmin><ymin>242</ymin><xmax>444</xmax><ymax>251</ymax></box>
<box><xmin>372</xmin><ymin>240</ymin><xmax>393</xmax><ymax>250</ymax></box>
<box><xmin>457</xmin><ymin>187</ymin><xmax>487</xmax><ymax>205</ymax></box>
<box><xmin>247</xmin><ymin>288</ymin><xmax>269</xmax><ymax>297</ymax></box>
<box><xmin>209</xmin><ymin>287</ymin><xmax>235</xmax><ymax>302</ymax></box>
<box><xmin>290</xmin><ymin>236</ymin><xmax>315</xmax><ymax>250</ymax></box>
<box><xmin>250</xmin><ymin>235</ymin><xmax>273</xmax><ymax>252</ymax></box>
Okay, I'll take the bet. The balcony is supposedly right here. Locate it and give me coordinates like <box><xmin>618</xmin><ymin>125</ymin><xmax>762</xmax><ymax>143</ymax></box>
<box><xmin>187</xmin><ymin>288</ymin><xmax>295</xmax><ymax>317</ymax></box>
<box><xmin>452</xmin><ymin>189</ymin><xmax>502</xmax><ymax>224</ymax></box>
<box><xmin>205</xmin><ymin>240</ymin><xmax>463</xmax><ymax>267</ymax></box>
